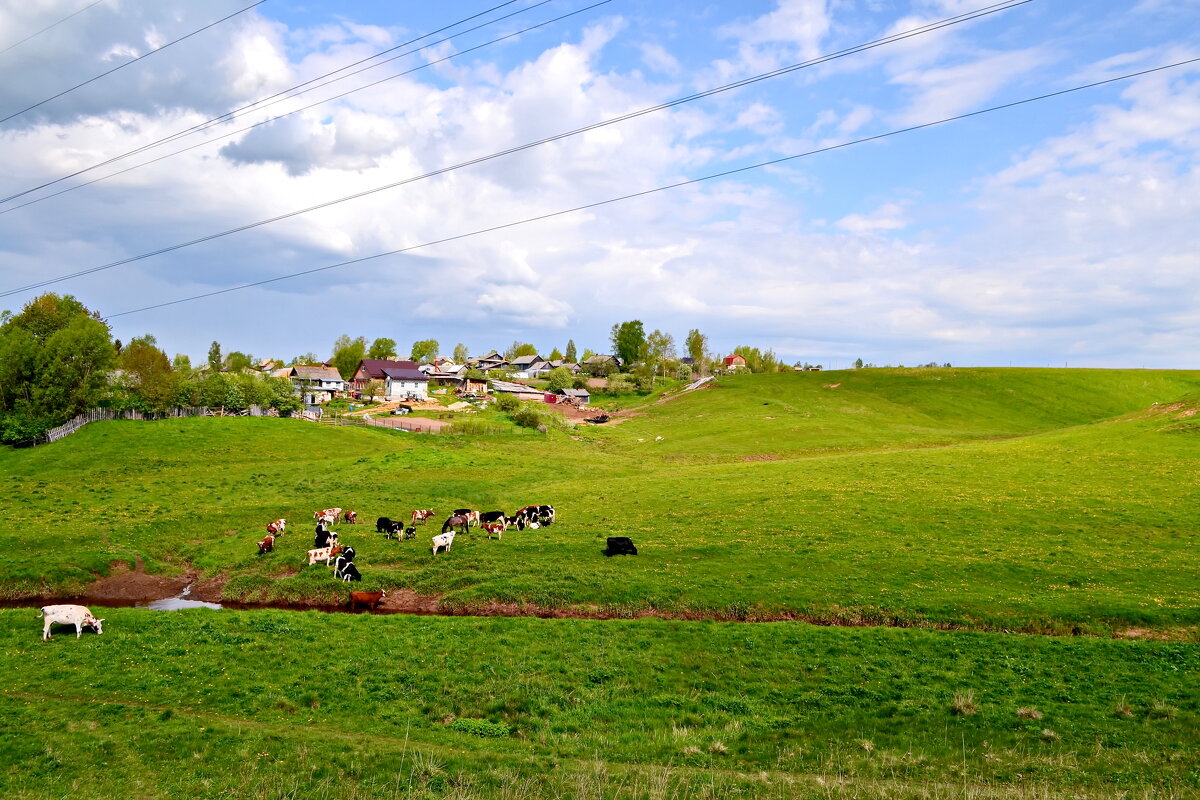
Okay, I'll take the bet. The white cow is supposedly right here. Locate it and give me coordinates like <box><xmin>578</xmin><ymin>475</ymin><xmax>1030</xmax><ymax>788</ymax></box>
<box><xmin>431</xmin><ymin>531</ymin><xmax>455</xmax><ymax>555</ymax></box>
<box><xmin>306</xmin><ymin>546</ymin><xmax>342</xmax><ymax>565</ymax></box>
<box><xmin>40</xmin><ymin>605</ymin><xmax>104</xmax><ymax>641</ymax></box>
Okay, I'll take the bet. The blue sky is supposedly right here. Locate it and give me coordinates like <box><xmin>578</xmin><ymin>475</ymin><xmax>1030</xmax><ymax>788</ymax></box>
<box><xmin>0</xmin><ymin>0</ymin><xmax>1197</xmax><ymax>367</ymax></box>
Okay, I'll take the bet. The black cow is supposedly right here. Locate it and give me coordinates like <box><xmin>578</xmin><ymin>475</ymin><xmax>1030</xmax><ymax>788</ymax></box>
<box><xmin>314</xmin><ymin>527</ymin><xmax>333</xmax><ymax>548</ymax></box>
<box><xmin>479</xmin><ymin>510</ymin><xmax>506</xmax><ymax>524</ymax></box>
<box><xmin>340</xmin><ymin>545</ymin><xmax>356</xmax><ymax>563</ymax></box>
<box><xmin>340</xmin><ymin>562</ymin><xmax>362</xmax><ymax>582</ymax></box>
<box><xmin>376</xmin><ymin>517</ymin><xmax>397</xmax><ymax>533</ymax></box>
<box><xmin>403</xmin><ymin>526</ymin><xmax>417</xmax><ymax>540</ymax></box>
<box><xmin>605</xmin><ymin>537</ymin><xmax>637</xmax><ymax>556</ymax></box>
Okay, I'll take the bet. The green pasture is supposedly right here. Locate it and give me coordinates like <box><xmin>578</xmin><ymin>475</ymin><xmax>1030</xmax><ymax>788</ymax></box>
<box><xmin>2</xmin><ymin>609</ymin><xmax>1196</xmax><ymax>798</ymax></box>
<box><xmin>1</xmin><ymin>368</ymin><xmax>1197</xmax><ymax>634</ymax></box>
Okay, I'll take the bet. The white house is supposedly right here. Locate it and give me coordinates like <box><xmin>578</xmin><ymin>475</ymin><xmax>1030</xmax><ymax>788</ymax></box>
<box><xmin>381</xmin><ymin>367</ymin><xmax>429</xmax><ymax>401</ymax></box>
<box><xmin>289</xmin><ymin>365</ymin><xmax>345</xmax><ymax>404</ymax></box>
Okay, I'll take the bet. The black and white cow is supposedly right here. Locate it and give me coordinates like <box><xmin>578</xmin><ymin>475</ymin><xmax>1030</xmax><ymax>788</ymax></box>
<box><xmin>340</xmin><ymin>562</ymin><xmax>362</xmax><ymax>582</ymax></box>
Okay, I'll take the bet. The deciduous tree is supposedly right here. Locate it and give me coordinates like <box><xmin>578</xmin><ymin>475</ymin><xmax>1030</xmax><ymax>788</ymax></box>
<box><xmin>330</xmin><ymin>335</ymin><xmax>367</xmax><ymax>380</ymax></box>
<box><xmin>410</xmin><ymin>339</ymin><xmax>439</xmax><ymax>363</ymax></box>
<box><xmin>368</xmin><ymin>337</ymin><xmax>397</xmax><ymax>360</ymax></box>
<box><xmin>610</xmin><ymin>320</ymin><xmax>645</xmax><ymax>366</ymax></box>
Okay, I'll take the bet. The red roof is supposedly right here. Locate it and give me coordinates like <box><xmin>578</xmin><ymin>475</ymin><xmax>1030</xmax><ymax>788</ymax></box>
<box><xmin>723</xmin><ymin>354</ymin><xmax>747</xmax><ymax>366</ymax></box>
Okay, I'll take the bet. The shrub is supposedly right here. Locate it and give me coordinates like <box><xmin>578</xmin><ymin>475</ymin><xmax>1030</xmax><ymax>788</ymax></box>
<box><xmin>951</xmin><ymin>690</ymin><xmax>978</xmax><ymax>716</ymax></box>
<box><xmin>1017</xmin><ymin>707</ymin><xmax>1043</xmax><ymax>720</ymax></box>
<box><xmin>511</xmin><ymin>407</ymin><xmax>542</xmax><ymax>429</ymax></box>
<box><xmin>449</xmin><ymin>718</ymin><xmax>510</xmax><ymax>738</ymax></box>
<box><xmin>495</xmin><ymin>393</ymin><xmax>520</xmax><ymax>412</ymax></box>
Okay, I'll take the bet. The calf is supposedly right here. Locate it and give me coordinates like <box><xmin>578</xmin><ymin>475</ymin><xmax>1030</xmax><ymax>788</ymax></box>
<box><xmin>349</xmin><ymin>590</ymin><xmax>386</xmax><ymax>611</ymax></box>
<box><xmin>403</xmin><ymin>526</ymin><xmax>417</xmax><ymax>540</ymax></box>
<box><xmin>266</xmin><ymin>518</ymin><xmax>286</xmax><ymax>535</ymax></box>
<box><xmin>340</xmin><ymin>562</ymin><xmax>362</xmax><ymax>582</ymax></box>
<box><xmin>605</xmin><ymin>537</ymin><xmax>637</xmax><ymax>556</ymax></box>
<box><xmin>306</xmin><ymin>545</ymin><xmax>343</xmax><ymax>566</ymax></box>
<box><xmin>257</xmin><ymin>534</ymin><xmax>275</xmax><ymax>555</ymax></box>
<box><xmin>481</xmin><ymin>521</ymin><xmax>505</xmax><ymax>540</ymax></box>
<box><xmin>431</xmin><ymin>531</ymin><xmax>455</xmax><ymax>555</ymax></box>
<box><xmin>411</xmin><ymin>509</ymin><xmax>435</xmax><ymax>525</ymax></box>
<box><xmin>39</xmin><ymin>605</ymin><xmax>104</xmax><ymax>641</ymax></box>
<box><xmin>343</xmin><ymin>510</ymin><xmax>358</xmax><ymax>524</ymax></box>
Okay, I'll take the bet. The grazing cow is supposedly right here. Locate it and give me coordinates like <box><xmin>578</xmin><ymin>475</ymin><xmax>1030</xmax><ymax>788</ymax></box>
<box><xmin>266</xmin><ymin>519</ymin><xmax>287</xmax><ymax>535</ymax></box>
<box><xmin>479</xmin><ymin>510</ymin><xmax>506</xmax><ymax>525</ymax></box>
<box><xmin>340</xmin><ymin>562</ymin><xmax>362</xmax><ymax>582</ymax></box>
<box><xmin>403</xmin><ymin>526</ymin><xmax>417</xmax><ymax>540</ymax></box>
<box><xmin>431</xmin><ymin>531</ymin><xmax>455</xmax><ymax>555</ymax></box>
<box><xmin>349</xmin><ymin>590</ymin><xmax>386</xmax><ymax>611</ymax></box>
<box><xmin>257</xmin><ymin>534</ymin><xmax>275</xmax><ymax>555</ymax></box>
<box><xmin>452</xmin><ymin>509</ymin><xmax>480</xmax><ymax>527</ymax></box>
<box><xmin>441</xmin><ymin>514</ymin><xmax>470</xmax><ymax>534</ymax></box>
<box><xmin>314</xmin><ymin>508</ymin><xmax>342</xmax><ymax>525</ymax></box>
<box><xmin>411</xmin><ymin>509</ymin><xmax>435</xmax><ymax>525</ymax></box>
<box><xmin>377</xmin><ymin>516</ymin><xmax>402</xmax><ymax>534</ymax></box>
<box><xmin>306</xmin><ymin>545</ymin><xmax>343</xmax><ymax>566</ymax></box>
<box><xmin>343</xmin><ymin>510</ymin><xmax>358</xmax><ymax>524</ymax></box>
<box><xmin>481</xmin><ymin>521</ymin><xmax>504</xmax><ymax>540</ymax></box>
<box><xmin>605</xmin><ymin>537</ymin><xmax>637</xmax><ymax>556</ymax></box>
<box><xmin>39</xmin><ymin>605</ymin><xmax>104</xmax><ymax>641</ymax></box>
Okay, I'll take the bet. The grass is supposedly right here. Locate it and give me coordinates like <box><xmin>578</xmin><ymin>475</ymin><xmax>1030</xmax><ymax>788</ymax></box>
<box><xmin>2</xmin><ymin>367</ymin><xmax>1199</xmax><ymax>797</ymax></box>
<box><xmin>1</xmin><ymin>609</ymin><xmax>1197</xmax><ymax>798</ymax></box>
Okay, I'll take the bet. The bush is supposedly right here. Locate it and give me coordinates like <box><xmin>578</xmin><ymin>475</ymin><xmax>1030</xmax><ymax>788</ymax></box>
<box><xmin>448</xmin><ymin>718</ymin><xmax>510</xmax><ymax>738</ymax></box>
<box><xmin>495</xmin><ymin>393</ymin><xmax>520</xmax><ymax>412</ymax></box>
<box><xmin>511</xmin><ymin>407</ymin><xmax>542</xmax><ymax>429</ymax></box>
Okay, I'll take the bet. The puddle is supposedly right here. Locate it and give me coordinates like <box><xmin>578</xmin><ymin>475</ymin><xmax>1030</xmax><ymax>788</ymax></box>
<box><xmin>138</xmin><ymin>584</ymin><xmax>222</xmax><ymax>611</ymax></box>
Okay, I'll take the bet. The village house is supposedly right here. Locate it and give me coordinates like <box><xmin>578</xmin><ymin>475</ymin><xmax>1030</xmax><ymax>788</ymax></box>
<box><xmin>467</xmin><ymin>351</ymin><xmax>508</xmax><ymax>372</ymax></box>
<box><xmin>723</xmin><ymin>354</ymin><xmax>748</xmax><ymax>369</ymax></box>
<box><xmin>380</xmin><ymin>366</ymin><xmax>429</xmax><ymax>401</ymax></box>
<box><xmin>352</xmin><ymin>359</ymin><xmax>423</xmax><ymax>393</ymax></box>
<box><xmin>582</xmin><ymin>354</ymin><xmax>621</xmax><ymax>374</ymax></box>
<box><xmin>288</xmin><ymin>365</ymin><xmax>345</xmax><ymax>405</ymax></box>
<box><xmin>552</xmin><ymin>387</ymin><xmax>590</xmax><ymax>406</ymax></box>
<box><xmin>488</xmin><ymin>379</ymin><xmax>545</xmax><ymax>401</ymax></box>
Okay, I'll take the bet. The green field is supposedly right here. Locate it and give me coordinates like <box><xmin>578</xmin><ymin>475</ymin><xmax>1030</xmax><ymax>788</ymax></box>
<box><xmin>3</xmin><ymin>368</ymin><xmax>1199</xmax><ymax>797</ymax></box>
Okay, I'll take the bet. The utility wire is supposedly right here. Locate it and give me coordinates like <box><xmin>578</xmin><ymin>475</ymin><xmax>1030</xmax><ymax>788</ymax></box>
<box><xmin>0</xmin><ymin>0</ymin><xmax>604</xmax><ymax>212</ymax></box>
<box><xmin>1</xmin><ymin>0</ymin><xmax>558</xmax><ymax>206</ymax></box>
<box><xmin>105</xmin><ymin>57</ymin><xmax>1200</xmax><ymax>320</ymax></box>
<box><xmin>0</xmin><ymin>0</ymin><xmax>1028</xmax><ymax>296</ymax></box>
<box><xmin>0</xmin><ymin>0</ymin><xmax>267</xmax><ymax>126</ymax></box>
<box><xmin>0</xmin><ymin>0</ymin><xmax>106</xmax><ymax>57</ymax></box>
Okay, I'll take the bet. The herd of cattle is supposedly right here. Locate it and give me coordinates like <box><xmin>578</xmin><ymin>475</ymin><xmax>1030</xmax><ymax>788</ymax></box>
<box><xmin>251</xmin><ymin>504</ymin><xmax>558</xmax><ymax>591</ymax></box>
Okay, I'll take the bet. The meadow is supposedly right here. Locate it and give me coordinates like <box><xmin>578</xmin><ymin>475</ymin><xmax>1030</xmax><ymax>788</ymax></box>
<box><xmin>2</xmin><ymin>368</ymin><xmax>1199</xmax><ymax>797</ymax></box>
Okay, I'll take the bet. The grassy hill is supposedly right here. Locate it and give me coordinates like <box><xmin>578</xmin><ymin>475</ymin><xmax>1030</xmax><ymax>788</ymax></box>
<box><xmin>2</xmin><ymin>367</ymin><xmax>1198</xmax><ymax>634</ymax></box>
<box><xmin>3</xmin><ymin>368</ymin><xmax>1198</xmax><ymax>798</ymax></box>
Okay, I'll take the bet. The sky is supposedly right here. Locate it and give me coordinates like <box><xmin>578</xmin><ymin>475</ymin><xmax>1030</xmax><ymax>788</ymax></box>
<box><xmin>0</xmin><ymin>0</ymin><xmax>1197</xmax><ymax>368</ymax></box>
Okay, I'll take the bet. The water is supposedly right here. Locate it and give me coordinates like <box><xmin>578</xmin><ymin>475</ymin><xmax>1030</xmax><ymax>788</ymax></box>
<box><xmin>139</xmin><ymin>584</ymin><xmax>222</xmax><ymax>611</ymax></box>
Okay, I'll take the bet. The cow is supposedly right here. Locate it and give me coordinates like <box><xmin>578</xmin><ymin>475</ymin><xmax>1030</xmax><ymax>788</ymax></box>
<box><xmin>349</xmin><ymin>590</ymin><xmax>386</xmax><ymax>611</ymax></box>
<box><xmin>343</xmin><ymin>510</ymin><xmax>358</xmax><ymax>524</ymax></box>
<box><xmin>479</xmin><ymin>510</ymin><xmax>507</xmax><ymax>525</ymax></box>
<box><xmin>340</xmin><ymin>562</ymin><xmax>363</xmax><ymax>582</ymax></box>
<box><xmin>39</xmin><ymin>605</ymin><xmax>104</xmax><ymax>641</ymax></box>
<box><xmin>266</xmin><ymin>519</ymin><xmax>286</xmax><ymax>535</ymax></box>
<box><xmin>377</xmin><ymin>517</ymin><xmax>405</xmax><ymax>538</ymax></box>
<box><xmin>432</xmin><ymin>531</ymin><xmax>455</xmax><ymax>555</ymax></box>
<box><xmin>452</xmin><ymin>509</ymin><xmax>480</xmax><ymax>527</ymax></box>
<box><xmin>411</xmin><ymin>509</ymin><xmax>435</xmax><ymax>525</ymax></box>
<box><xmin>314</xmin><ymin>527</ymin><xmax>339</xmax><ymax>549</ymax></box>
<box><xmin>340</xmin><ymin>545</ymin><xmax>356</xmax><ymax>563</ymax></box>
<box><xmin>314</xmin><ymin>508</ymin><xmax>342</xmax><ymax>525</ymax></box>
<box><xmin>306</xmin><ymin>545</ymin><xmax>343</xmax><ymax>566</ymax></box>
<box><xmin>605</xmin><ymin>537</ymin><xmax>637</xmax><ymax>556</ymax></box>
<box><xmin>481</xmin><ymin>521</ymin><xmax>504</xmax><ymax>540</ymax></box>
<box><xmin>257</xmin><ymin>534</ymin><xmax>275</xmax><ymax>555</ymax></box>
<box><xmin>441</xmin><ymin>514</ymin><xmax>470</xmax><ymax>535</ymax></box>
<box><xmin>403</xmin><ymin>526</ymin><xmax>417</xmax><ymax>540</ymax></box>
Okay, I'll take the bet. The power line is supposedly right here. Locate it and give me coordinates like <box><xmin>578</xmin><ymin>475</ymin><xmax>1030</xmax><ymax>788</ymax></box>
<box><xmin>0</xmin><ymin>0</ymin><xmax>539</xmax><ymax>204</ymax></box>
<box><xmin>0</xmin><ymin>0</ymin><xmax>267</xmax><ymax>126</ymax></box>
<box><xmin>0</xmin><ymin>0</ymin><xmax>106</xmax><ymax>57</ymax></box>
<box><xmin>106</xmin><ymin>57</ymin><xmax>1200</xmax><ymax>320</ymax></box>
<box><xmin>0</xmin><ymin>0</ymin><xmax>1028</xmax><ymax>296</ymax></box>
<box><xmin>0</xmin><ymin>0</ymin><xmax>605</xmax><ymax>213</ymax></box>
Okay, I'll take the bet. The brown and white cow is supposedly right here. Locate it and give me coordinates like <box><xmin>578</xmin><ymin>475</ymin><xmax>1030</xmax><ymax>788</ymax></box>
<box><xmin>411</xmin><ymin>509</ymin><xmax>435</xmax><ymax>525</ymax></box>
<box><xmin>343</xmin><ymin>510</ymin><xmax>357</xmax><ymax>524</ymax></box>
<box><xmin>481</xmin><ymin>522</ymin><xmax>504</xmax><ymax>540</ymax></box>
<box><xmin>306</xmin><ymin>545</ymin><xmax>343</xmax><ymax>566</ymax></box>
<box><xmin>266</xmin><ymin>519</ymin><xmax>286</xmax><ymax>535</ymax></box>
<box><xmin>257</xmin><ymin>534</ymin><xmax>275</xmax><ymax>554</ymax></box>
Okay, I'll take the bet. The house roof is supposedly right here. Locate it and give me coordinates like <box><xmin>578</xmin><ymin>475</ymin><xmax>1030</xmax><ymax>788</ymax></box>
<box><xmin>356</xmin><ymin>359</ymin><xmax>420</xmax><ymax>379</ymax></box>
<box><xmin>559</xmin><ymin>388</ymin><xmax>590</xmax><ymax>398</ymax></box>
<box><xmin>381</xmin><ymin>367</ymin><xmax>428</xmax><ymax>381</ymax></box>
<box><xmin>723</xmin><ymin>354</ymin><xmax>747</xmax><ymax>365</ymax></box>
<box><xmin>291</xmin><ymin>365</ymin><xmax>344</xmax><ymax>382</ymax></box>
<box><xmin>509</xmin><ymin>354</ymin><xmax>542</xmax><ymax>367</ymax></box>
<box><xmin>585</xmin><ymin>354</ymin><xmax>618</xmax><ymax>364</ymax></box>
<box><xmin>489</xmin><ymin>380</ymin><xmax>543</xmax><ymax>395</ymax></box>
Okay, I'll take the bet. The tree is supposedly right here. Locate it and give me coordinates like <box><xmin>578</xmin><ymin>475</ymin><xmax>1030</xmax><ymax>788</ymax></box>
<box><xmin>410</xmin><ymin>339</ymin><xmax>439</xmax><ymax>363</ymax></box>
<box><xmin>564</xmin><ymin>339</ymin><xmax>577</xmax><ymax>363</ymax></box>
<box><xmin>453</xmin><ymin>343</ymin><xmax>470</xmax><ymax>363</ymax></box>
<box><xmin>172</xmin><ymin>353</ymin><xmax>192</xmax><ymax>374</ymax></box>
<box><xmin>290</xmin><ymin>352</ymin><xmax>319</xmax><ymax>366</ymax></box>
<box><xmin>505</xmin><ymin>341</ymin><xmax>536</xmax><ymax>360</ymax></box>
<box><xmin>365</xmin><ymin>379</ymin><xmax>385</xmax><ymax>400</ymax></box>
<box><xmin>642</xmin><ymin>329</ymin><xmax>676</xmax><ymax>373</ymax></box>
<box><xmin>119</xmin><ymin>336</ymin><xmax>176</xmax><ymax>410</ymax></box>
<box><xmin>330</xmin><ymin>335</ymin><xmax>367</xmax><ymax>380</ymax></box>
<box><xmin>207</xmin><ymin>341</ymin><xmax>222</xmax><ymax>372</ymax></box>
<box><xmin>0</xmin><ymin>294</ymin><xmax>115</xmax><ymax>441</ymax></box>
<box><xmin>685</xmin><ymin>329</ymin><xmax>708</xmax><ymax>373</ymax></box>
<box><xmin>368</xmin><ymin>337</ymin><xmax>397</xmax><ymax>360</ymax></box>
<box><xmin>546</xmin><ymin>366</ymin><xmax>573</xmax><ymax>393</ymax></box>
<box><xmin>223</xmin><ymin>351</ymin><xmax>254</xmax><ymax>373</ymax></box>
<box><xmin>610</xmin><ymin>320</ymin><xmax>645</xmax><ymax>366</ymax></box>
<box><xmin>854</xmin><ymin>358</ymin><xmax>864</xmax><ymax>369</ymax></box>
<box><xmin>549</xmin><ymin>347</ymin><xmax>563</xmax><ymax>361</ymax></box>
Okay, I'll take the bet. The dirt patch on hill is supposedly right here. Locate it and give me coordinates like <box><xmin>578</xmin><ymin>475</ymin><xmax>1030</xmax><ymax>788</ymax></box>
<box><xmin>83</xmin><ymin>559</ymin><xmax>194</xmax><ymax>604</ymax></box>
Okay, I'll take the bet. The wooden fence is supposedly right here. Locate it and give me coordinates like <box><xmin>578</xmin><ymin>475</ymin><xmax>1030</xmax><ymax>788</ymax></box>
<box><xmin>41</xmin><ymin>405</ymin><xmax>281</xmax><ymax>445</ymax></box>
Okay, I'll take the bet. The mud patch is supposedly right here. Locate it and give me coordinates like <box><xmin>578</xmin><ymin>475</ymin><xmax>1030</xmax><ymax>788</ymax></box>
<box><xmin>84</xmin><ymin>559</ymin><xmax>193</xmax><ymax>604</ymax></box>
<box><xmin>741</xmin><ymin>454</ymin><xmax>781</xmax><ymax>462</ymax></box>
